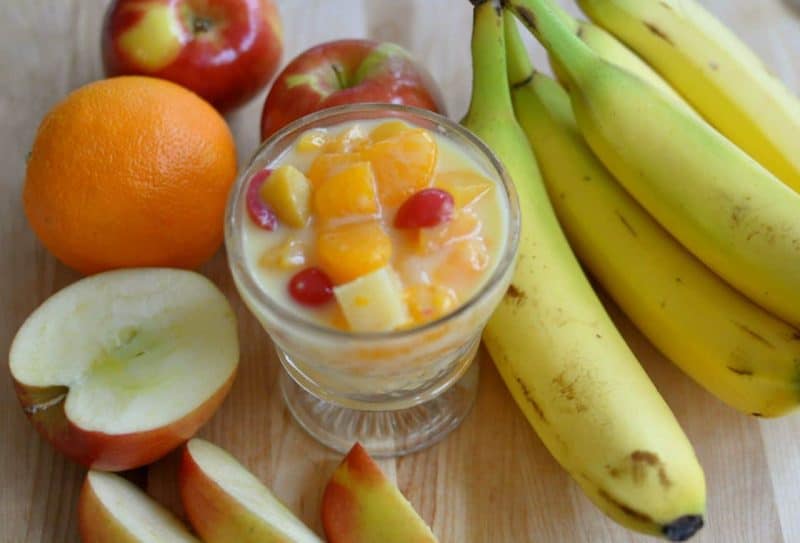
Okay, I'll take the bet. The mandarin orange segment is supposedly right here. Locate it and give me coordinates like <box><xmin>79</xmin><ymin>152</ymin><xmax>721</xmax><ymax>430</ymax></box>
<box><xmin>433</xmin><ymin>170</ymin><xmax>494</xmax><ymax>209</ymax></box>
<box><xmin>323</xmin><ymin>124</ymin><xmax>369</xmax><ymax>153</ymax></box>
<box><xmin>434</xmin><ymin>237</ymin><xmax>490</xmax><ymax>285</ymax></box>
<box><xmin>317</xmin><ymin>221</ymin><xmax>392</xmax><ymax>284</ymax></box>
<box><xmin>307</xmin><ymin>152</ymin><xmax>365</xmax><ymax>186</ymax></box>
<box><xmin>369</xmin><ymin>120</ymin><xmax>412</xmax><ymax>143</ymax></box>
<box><xmin>365</xmin><ymin>129</ymin><xmax>437</xmax><ymax>207</ymax></box>
<box><xmin>314</xmin><ymin>162</ymin><xmax>380</xmax><ymax>222</ymax></box>
<box><xmin>419</xmin><ymin>208</ymin><xmax>481</xmax><ymax>253</ymax></box>
<box><xmin>405</xmin><ymin>284</ymin><xmax>458</xmax><ymax>324</ymax></box>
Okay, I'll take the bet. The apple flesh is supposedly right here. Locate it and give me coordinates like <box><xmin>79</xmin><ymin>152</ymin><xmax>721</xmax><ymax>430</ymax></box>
<box><xmin>9</xmin><ymin>268</ymin><xmax>239</xmax><ymax>471</ymax></box>
<box><xmin>322</xmin><ymin>443</ymin><xmax>438</xmax><ymax>543</ymax></box>
<box><xmin>260</xmin><ymin>39</ymin><xmax>445</xmax><ymax>139</ymax></box>
<box><xmin>79</xmin><ymin>470</ymin><xmax>199</xmax><ymax>542</ymax></box>
<box><xmin>102</xmin><ymin>0</ymin><xmax>283</xmax><ymax>112</ymax></box>
<box><xmin>179</xmin><ymin>438</ymin><xmax>323</xmax><ymax>542</ymax></box>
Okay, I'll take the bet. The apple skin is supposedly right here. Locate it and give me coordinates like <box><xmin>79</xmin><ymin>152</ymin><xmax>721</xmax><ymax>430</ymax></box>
<box><xmin>260</xmin><ymin>39</ymin><xmax>445</xmax><ymax>140</ymax></box>
<box><xmin>12</xmin><ymin>372</ymin><xmax>235</xmax><ymax>471</ymax></box>
<box><xmin>102</xmin><ymin>0</ymin><xmax>283</xmax><ymax>112</ymax></box>
<box><xmin>321</xmin><ymin>442</ymin><xmax>438</xmax><ymax>543</ymax></box>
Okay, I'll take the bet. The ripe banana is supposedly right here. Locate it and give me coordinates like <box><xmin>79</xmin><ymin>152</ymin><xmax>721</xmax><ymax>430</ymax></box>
<box><xmin>506</xmin><ymin>0</ymin><xmax>800</xmax><ymax>329</ymax></box>
<box><xmin>465</xmin><ymin>2</ymin><xmax>705</xmax><ymax>539</ymax></box>
<box><xmin>506</xmin><ymin>19</ymin><xmax>800</xmax><ymax>418</ymax></box>
<box><xmin>577</xmin><ymin>0</ymin><xmax>800</xmax><ymax>194</ymax></box>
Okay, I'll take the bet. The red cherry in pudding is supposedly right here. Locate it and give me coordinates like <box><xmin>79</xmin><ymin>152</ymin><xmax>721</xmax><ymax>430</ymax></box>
<box><xmin>394</xmin><ymin>188</ymin><xmax>455</xmax><ymax>229</ymax></box>
<box><xmin>289</xmin><ymin>267</ymin><xmax>334</xmax><ymax>306</ymax></box>
<box><xmin>246</xmin><ymin>169</ymin><xmax>277</xmax><ymax>230</ymax></box>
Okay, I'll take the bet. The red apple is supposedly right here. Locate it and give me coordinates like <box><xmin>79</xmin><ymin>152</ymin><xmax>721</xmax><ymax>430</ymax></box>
<box><xmin>9</xmin><ymin>268</ymin><xmax>239</xmax><ymax>471</ymax></box>
<box><xmin>102</xmin><ymin>0</ymin><xmax>283</xmax><ymax>112</ymax></box>
<box><xmin>260</xmin><ymin>39</ymin><xmax>445</xmax><ymax>140</ymax></box>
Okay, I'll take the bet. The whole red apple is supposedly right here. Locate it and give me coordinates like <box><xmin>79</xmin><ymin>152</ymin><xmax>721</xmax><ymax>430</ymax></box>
<box><xmin>102</xmin><ymin>0</ymin><xmax>283</xmax><ymax>112</ymax></box>
<box><xmin>260</xmin><ymin>39</ymin><xmax>445</xmax><ymax>140</ymax></box>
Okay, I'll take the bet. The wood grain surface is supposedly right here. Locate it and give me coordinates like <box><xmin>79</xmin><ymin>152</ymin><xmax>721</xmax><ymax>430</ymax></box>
<box><xmin>2</xmin><ymin>1</ymin><xmax>800</xmax><ymax>542</ymax></box>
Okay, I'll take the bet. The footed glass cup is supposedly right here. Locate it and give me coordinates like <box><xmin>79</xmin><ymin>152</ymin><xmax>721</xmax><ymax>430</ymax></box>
<box><xmin>225</xmin><ymin>104</ymin><xmax>520</xmax><ymax>457</ymax></box>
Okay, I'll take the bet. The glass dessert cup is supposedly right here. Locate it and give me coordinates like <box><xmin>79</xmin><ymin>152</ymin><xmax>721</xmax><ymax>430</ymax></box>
<box><xmin>225</xmin><ymin>104</ymin><xmax>520</xmax><ymax>457</ymax></box>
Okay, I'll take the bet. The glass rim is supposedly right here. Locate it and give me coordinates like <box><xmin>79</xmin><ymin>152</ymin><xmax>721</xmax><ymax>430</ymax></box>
<box><xmin>225</xmin><ymin>102</ymin><xmax>521</xmax><ymax>343</ymax></box>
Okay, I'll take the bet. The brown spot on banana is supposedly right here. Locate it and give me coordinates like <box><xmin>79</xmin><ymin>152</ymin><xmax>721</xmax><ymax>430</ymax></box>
<box><xmin>515</xmin><ymin>375</ymin><xmax>547</xmax><ymax>422</ymax></box>
<box><xmin>505</xmin><ymin>284</ymin><xmax>527</xmax><ymax>305</ymax></box>
<box><xmin>615</xmin><ymin>210</ymin><xmax>637</xmax><ymax>237</ymax></box>
<box><xmin>733</xmin><ymin>322</ymin><xmax>775</xmax><ymax>349</ymax></box>
<box><xmin>552</xmin><ymin>371</ymin><xmax>588</xmax><ymax>413</ymax></box>
<box><xmin>727</xmin><ymin>366</ymin><xmax>754</xmax><ymax>377</ymax></box>
<box><xmin>597</xmin><ymin>488</ymin><xmax>654</xmax><ymax>524</ymax></box>
<box><xmin>644</xmin><ymin>22</ymin><xmax>674</xmax><ymax>45</ymax></box>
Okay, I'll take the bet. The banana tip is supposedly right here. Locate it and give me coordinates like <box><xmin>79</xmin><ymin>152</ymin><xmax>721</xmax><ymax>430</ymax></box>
<box><xmin>663</xmin><ymin>515</ymin><xmax>704</xmax><ymax>541</ymax></box>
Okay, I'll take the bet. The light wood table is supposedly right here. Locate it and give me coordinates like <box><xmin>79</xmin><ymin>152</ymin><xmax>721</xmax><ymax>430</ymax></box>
<box><xmin>2</xmin><ymin>1</ymin><xmax>800</xmax><ymax>541</ymax></box>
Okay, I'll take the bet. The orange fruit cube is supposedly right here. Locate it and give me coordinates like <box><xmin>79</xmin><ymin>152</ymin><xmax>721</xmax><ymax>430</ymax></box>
<box><xmin>260</xmin><ymin>165</ymin><xmax>311</xmax><ymax>228</ymax></box>
<box><xmin>434</xmin><ymin>170</ymin><xmax>494</xmax><ymax>209</ymax></box>
<box><xmin>405</xmin><ymin>284</ymin><xmax>458</xmax><ymax>324</ymax></box>
<box><xmin>369</xmin><ymin>120</ymin><xmax>412</xmax><ymax>143</ymax></box>
<box><xmin>317</xmin><ymin>221</ymin><xmax>392</xmax><ymax>284</ymax></box>
<box><xmin>323</xmin><ymin>124</ymin><xmax>369</xmax><ymax>153</ymax></box>
<box><xmin>365</xmin><ymin>129</ymin><xmax>437</xmax><ymax>207</ymax></box>
<box><xmin>314</xmin><ymin>162</ymin><xmax>380</xmax><ymax>222</ymax></box>
<box><xmin>419</xmin><ymin>208</ymin><xmax>481</xmax><ymax>252</ymax></box>
<box><xmin>307</xmin><ymin>152</ymin><xmax>365</xmax><ymax>186</ymax></box>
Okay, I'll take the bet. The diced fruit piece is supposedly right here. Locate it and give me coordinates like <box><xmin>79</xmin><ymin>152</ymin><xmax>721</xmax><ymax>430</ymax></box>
<box><xmin>419</xmin><ymin>208</ymin><xmax>481</xmax><ymax>252</ymax></box>
<box><xmin>296</xmin><ymin>129</ymin><xmax>329</xmax><ymax>152</ymax></box>
<box><xmin>79</xmin><ymin>470</ymin><xmax>200</xmax><ymax>543</ymax></box>
<box><xmin>260</xmin><ymin>165</ymin><xmax>311</xmax><ymax>228</ymax></box>
<box><xmin>394</xmin><ymin>188</ymin><xmax>455</xmax><ymax>229</ymax></box>
<box><xmin>366</xmin><ymin>128</ymin><xmax>437</xmax><ymax>207</ymax></box>
<box><xmin>333</xmin><ymin>267</ymin><xmax>410</xmax><ymax>332</ymax></box>
<box><xmin>317</xmin><ymin>221</ymin><xmax>392</xmax><ymax>284</ymax></box>
<box><xmin>433</xmin><ymin>170</ymin><xmax>493</xmax><ymax>209</ymax></box>
<box><xmin>324</xmin><ymin>124</ymin><xmax>368</xmax><ymax>153</ymax></box>
<box><xmin>179</xmin><ymin>439</ymin><xmax>323</xmax><ymax>543</ymax></box>
<box><xmin>405</xmin><ymin>284</ymin><xmax>458</xmax><ymax>324</ymax></box>
<box><xmin>289</xmin><ymin>267</ymin><xmax>334</xmax><ymax>306</ymax></box>
<box><xmin>307</xmin><ymin>152</ymin><xmax>366</xmax><ymax>186</ymax></box>
<box><xmin>8</xmin><ymin>268</ymin><xmax>239</xmax><ymax>470</ymax></box>
<box><xmin>322</xmin><ymin>442</ymin><xmax>438</xmax><ymax>543</ymax></box>
<box><xmin>434</xmin><ymin>238</ymin><xmax>490</xmax><ymax>285</ymax></box>
<box><xmin>314</xmin><ymin>162</ymin><xmax>380</xmax><ymax>221</ymax></box>
<box><xmin>369</xmin><ymin>120</ymin><xmax>412</xmax><ymax>142</ymax></box>
<box><xmin>259</xmin><ymin>237</ymin><xmax>306</xmax><ymax>270</ymax></box>
<box><xmin>247</xmin><ymin>169</ymin><xmax>278</xmax><ymax>230</ymax></box>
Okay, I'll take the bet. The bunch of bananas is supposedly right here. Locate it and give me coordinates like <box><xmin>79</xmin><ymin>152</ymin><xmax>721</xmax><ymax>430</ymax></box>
<box><xmin>463</xmin><ymin>0</ymin><xmax>800</xmax><ymax>540</ymax></box>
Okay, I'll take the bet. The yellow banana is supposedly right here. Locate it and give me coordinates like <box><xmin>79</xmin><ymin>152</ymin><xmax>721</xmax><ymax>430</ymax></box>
<box><xmin>506</xmin><ymin>0</ymin><xmax>800</xmax><ymax>329</ymax></box>
<box><xmin>506</xmin><ymin>18</ymin><xmax>800</xmax><ymax>418</ymax></box>
<box><xmin>465</xmin><ymin>2</ymin><xmax>705</xmax><ymax>539</ymax></box>
<box><xmin>577</xmin><ymin>0</ymin><xmax>800</xmax><ymax>193</ymax></box>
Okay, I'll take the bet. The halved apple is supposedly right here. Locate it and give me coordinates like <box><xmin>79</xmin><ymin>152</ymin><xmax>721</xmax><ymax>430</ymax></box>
<box><xmin>322</xmin><ymin>442</ymin><xmax>438</xmax><ymax>543</ymax></box>
<box><xmin>9</xmin><ymin>268</ymin><xmax>239</xmax><ymax>471</ymax></box>
<box><xmin>79</xmin><ymin>470</ymin><xmax>199</xmax><ymax>542</ymax></box>
<box><xmin>179</xmin><ymin>438</ymin><xmax>322</xmax><ymax>542</ymax></box>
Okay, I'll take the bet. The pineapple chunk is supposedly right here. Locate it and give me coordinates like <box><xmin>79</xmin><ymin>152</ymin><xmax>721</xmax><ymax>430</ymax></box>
<box><xmin>259</xmin><ymin>237</ymin><xmax>306</xmax><ymax>270</ymax></box>
<box><xmin>434</xmin><ymin>170</ymin><xmax>493</xmax><ymax>209</ymax></box>
<box><xmin>334</xmin><ymin>267</ymin><xmax>410</xmax><ymax>332</ymax></box>
<box><xmin>260</xmin><ymin>165</ymin><xmax>311</xmax><ymax>228</ymax></box>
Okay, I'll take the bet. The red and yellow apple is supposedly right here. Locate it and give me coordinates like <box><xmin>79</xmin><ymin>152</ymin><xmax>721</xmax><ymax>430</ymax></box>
<box><xmin>321</xmin><ymin>442</ymin><xmax>438</xmax><ymax>543</ymax></box>
<box><xmin>179</xmin><ymin>438</ymin><xmax>323</xmax><ymax>542</ymax></box>
<box><xmin>260</xmin><ymin>39</ymin><xmax>445</xmax><ymax>139</ymax></box>
<box><xmin>79</xmin><ymin>470</ymin><xmax>199</xmax><ymax>542</ymax></box>
<box><xmin>102</xmin><ymin>0</ymin><xmax>283</xmax><ymax>112</ymax></box>
<box><xmin>9</xmin><ymin>269</ymin><xmax>239</xmax><ymax>471</ymax></box>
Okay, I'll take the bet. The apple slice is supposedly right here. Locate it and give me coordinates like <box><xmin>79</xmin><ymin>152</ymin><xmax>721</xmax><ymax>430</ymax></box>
<box><xmin>9</xmin><ymin>268</ymin><xmax>239</xmax><ymax>471</ymax></box>
<box><xmin>79</xmin><ymin>470</ymin><xmax>199</xmax><ymax>542</ymax></box>
<box><xmin>179</xmin><ymin>438</ymin><xmax>322</xmax><ymax>543</ymax></box>
<box><xmin>322</xmin><ymin>443</ymin><xmax>438</xmax><ymax>543</ymax></box>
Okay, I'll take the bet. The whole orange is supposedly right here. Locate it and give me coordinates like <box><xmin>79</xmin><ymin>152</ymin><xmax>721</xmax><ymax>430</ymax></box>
<box><xmin>23</xmin><ymin>76</ymin><xmax>238</xmax><ymax>274</ymax></box>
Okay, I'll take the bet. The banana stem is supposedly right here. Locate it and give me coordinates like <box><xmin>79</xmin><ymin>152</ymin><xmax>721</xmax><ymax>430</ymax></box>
<box><xmin>504</xmin><ymin>10</ymin><xmax>535</xmax><ymax>87</ymax></box>
<box><xmin>505</xmin><ymin>0</ymin><xmax>595</xmax><ymax>86</ymax></box>
<box><xmin>464</xmin><ymin>0</ymin><xmax>514</xmax><ymax>124</ymax></box>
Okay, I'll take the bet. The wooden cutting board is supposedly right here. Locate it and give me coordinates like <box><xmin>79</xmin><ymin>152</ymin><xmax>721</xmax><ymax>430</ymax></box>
<box><xmin>2</xmin><ymin>1</ymin><xmax>799</xmax><ymax>541</ymax></box>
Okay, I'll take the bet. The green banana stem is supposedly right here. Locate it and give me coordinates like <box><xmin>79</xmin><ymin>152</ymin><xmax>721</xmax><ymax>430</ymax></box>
<box><xmin>505</xmin><ymin>0</ymin><xmax>596</xmax><ymax>85</ymax></box>
<box><xmin>463</xmin><ymin>0</ymin><xmax>514</xmax><ymax>125</ymax></box>
<box><xmin>503</xmin><ymin>10</ymin><xmax>535</xmax><ymax>87</ymax></box>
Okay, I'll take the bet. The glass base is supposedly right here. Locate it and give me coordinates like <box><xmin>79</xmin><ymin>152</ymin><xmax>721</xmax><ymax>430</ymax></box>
<box><xmin>280</xmin><ymin>361</ymin><xmax>480</xmax><ymax>458</ymax></box>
